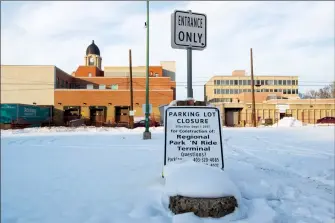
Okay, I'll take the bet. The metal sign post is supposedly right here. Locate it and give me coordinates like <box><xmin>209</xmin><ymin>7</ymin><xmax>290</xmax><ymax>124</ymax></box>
<box><xmin>171</xmin><ymin>10</ymin><xmax>207</xmax><ymax>99</ymax></box>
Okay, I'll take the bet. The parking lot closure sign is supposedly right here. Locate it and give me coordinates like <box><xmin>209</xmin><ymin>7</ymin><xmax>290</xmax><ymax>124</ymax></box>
<box><xmin>164</xmin><ymin>106</ymin><xmax>224</xmax><ymax>169</ymax></box>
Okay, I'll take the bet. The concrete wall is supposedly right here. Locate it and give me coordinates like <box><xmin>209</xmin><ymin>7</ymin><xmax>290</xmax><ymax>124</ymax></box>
<box><xmin>161</xmin><ymin>61</ymin><xmax>176</xmax><ymax>81</ymax></box>
<box><xmin>1</xmin><ymin>65</ymin><xmax>56</xmax><ymax>105</ymax></box>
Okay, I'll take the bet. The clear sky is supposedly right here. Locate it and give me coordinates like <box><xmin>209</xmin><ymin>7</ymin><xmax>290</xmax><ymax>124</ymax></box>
<box><xmin>1</xmin><ymin>1</ymin><xmax>334</xmax><ymax>100</ymax></box>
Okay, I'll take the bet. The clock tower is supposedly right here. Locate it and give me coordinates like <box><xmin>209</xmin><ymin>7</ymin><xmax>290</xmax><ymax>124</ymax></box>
<box><xmin>85</xmin><ymin>40</ymin><xmax>102</xmax><ymax>69</ymax></box>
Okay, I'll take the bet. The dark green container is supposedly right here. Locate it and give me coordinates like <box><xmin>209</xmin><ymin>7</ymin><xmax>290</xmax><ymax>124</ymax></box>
<box><xmin>0</xmin><ymin>104</ymin><xmax>52</xmax><ymax>127</ymax></box>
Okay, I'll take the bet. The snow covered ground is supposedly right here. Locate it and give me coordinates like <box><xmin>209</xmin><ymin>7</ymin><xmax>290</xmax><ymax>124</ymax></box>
<box><xmin>1</xmin><ymin>126</ymin><xmax>334</xmax><ymax>223</ymax></box>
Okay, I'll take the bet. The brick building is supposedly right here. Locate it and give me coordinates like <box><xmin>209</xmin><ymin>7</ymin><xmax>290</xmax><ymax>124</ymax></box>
<box><xmin>1</xmin><ymin>40</ymin><xmax>176</xmax><ymax>126</ymax></box>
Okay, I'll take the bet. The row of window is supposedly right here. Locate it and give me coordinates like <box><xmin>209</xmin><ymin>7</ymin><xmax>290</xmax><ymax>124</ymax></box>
<box><xmin>214</xmin><ymin>88</ymin><xmax>299</xmax><ymax>94</ymax></box>
<box><xmin>208</xmin><ymin>98</ymin><xmax>233</xmax><ymax>103</ymax></box>
<box><xmin>56</xmin><ymin>78</ymin><xmax>119</xmax><ymax>90</ymax></box>
<box><xmin>214</xmin><ymin>79</ymin><xmax>298</xmax><ymax>86</ymax></box>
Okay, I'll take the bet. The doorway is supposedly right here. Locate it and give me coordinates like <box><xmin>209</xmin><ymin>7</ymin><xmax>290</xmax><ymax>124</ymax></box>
<box><xmin>89</xmin><ymin>106</ymin><xmax>107</xmax><ymax>126</ymax></box>
<box><xmin>115</xmin><ymin>106</ymin><xmax>129</xmax><ymax>123</ymax></box>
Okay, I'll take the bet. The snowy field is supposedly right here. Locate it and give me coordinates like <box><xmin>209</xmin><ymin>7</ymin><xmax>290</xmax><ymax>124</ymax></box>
<box><xmin>1</xmin><ymin>126</ymin><xmax>334</xmax><ymax>223</ymax></box>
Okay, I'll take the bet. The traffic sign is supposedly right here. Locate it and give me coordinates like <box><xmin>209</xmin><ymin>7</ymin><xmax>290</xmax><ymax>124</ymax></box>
<box><xmin>171</xmin><ymin>10</ymin><xmax>207</xmax><ymax>50</ymax></box>
<box><xmin>164</xmin><ymin>106</ymin><xmax>224</xmax><ymax>169</ymax></box>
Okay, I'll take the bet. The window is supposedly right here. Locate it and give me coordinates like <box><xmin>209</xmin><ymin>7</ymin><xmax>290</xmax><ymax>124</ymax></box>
<box><xmin>225</xmin><ymin>80</ymin><xmax>229</xmax><ymax>85</ymax></box>
<box><xmin>88</xmin><ymin>73</ymin><xmax>92</xmax><ymax>77</ymax></box>
<box><xmin>283</xmin><ymin>80</ymin><xmax>287</xmax><ymax>85</ymax></box>
<box><xmin>270</xmin><ymin>89</ymin><xmax>273</xmax><ymax>92</ymax></box>
<box><xmin>234</xmin><ymin>89</ymin><xmax>238</xmax><ymax>94</ymax></box>
<box><xmin>111</xmin><ymin>84</ymin><xmax>118</xmax><ymax>90</ymax></box>
<box><xmin>239</xmin><ymin>80</ymin><xmax>242</xmax><ymax>85</ymax></box>
<box><xmin>261</xmin><ymin>80</ymin><xmax>265</xmax><ymax>86</ymax></box>
<box><xmin>243</xmin><ymin>89</ymin><xmax>247</xmax><ymax>92</ymax></box>
<box><xmin>229</xmin><ymin>89</ymin><xmax>234</xmax><ymax>94</ymax></box>
<box><xmin>288</xmin><ymin>89</ymin><xmax>291</xmax><ymax>94</ymax></box>
<box><xmin>87</xmin><ymin>84</ymin><xmax>94</xmax><ymax>89</ymax></box>
<box><xmin>234</xmin><ymin>80</ymin><xmax>238</xmax><ymax>85</ymax></box>
<box><xmin>56</xmin><ymin>77</ymin><xmax>60</xmax><ymax>88</ymax></box>
<box><xmin>61</xmin><ymin>80</ymin><xmax>65</xmax><ymax>88</ymax></box>
<box><xmin>214</xmin><ymin>89</ymin><xmax>217</xmax><ymax>94</ymax></box>
<box><xmin>248</xmin><ymin>80</ymin><xmax>251</xmax><ymax>85</ymax></box>
<box><xmin>296</xmin><ymin>80</ymin><xmax>298</xmax><ymax>85</ymax></box>
<box><xmin>287</xmin><ymin>80</ymin><xmax>292</xmax><ymax>86</ymax></box>
<box><xmin>278</xmin><ymin>80</ymin><xmax>282</xmax><ymax>85</ymax></box>
<box><xmin>65</xmin><ymin>81</ymin><xmax>68</xmax><ymax>88</ymax></box>
<box><xmin>230</xmin><ymin>80</ymin><xmax>234</xmax><ymax>85</ymax></box>
<box><xmin>278</xmin><ymin>89</ymin><xmax>282</xmax><ymax>92</ymax></box>
<box><xmin>265</xmin><ymin>80</ymin><xmax>273</xmax><ymax>85</ymax></box>
<box><xmin>292</xmin><ymin>89</ymin><xmax>296</xmax><ymax>94</ymax></box>
<box><xmin>296</xmin><ymin>89</ymin><xmax>299</xmax><ymax>94</ymax></box>
<box><xmin>283</xmin><ymin>89</ymin><xmax>287</xmax><ymax>94</ymax></box>
<box><xmin>243</xmin><ymin>80</ymin><xmax>247</xmax><ymax>85</ymax></box>
<box><xmin>248</xmin><ymin>89</ymin><xmax>251</xmax><ymax>92</ymax></box>
<box><xmin>264</xmin><ymin>89</ymin><xmax>269</xmax><ymax>92</ymax></box>
<box><xmin>274</xmin><ymin>80</ymin><xmax>278</xmax><ymax>85</ymax></box>
<box><xmin>256</xmin><ymin>80</ymin><xmax>261</xmax><ymax>86</ymax></box>
<box><xmin>292</xmin><ymin>80</ymin><xmax>296</xmax><ymax>85</ymax></box>
<box><xmin>155</xmin><ymin>73</ymin><xmax>159</xmax><ymax>77</ymax></box>
<box><xmin>99</xmin><ymin>84</ymin><xmax>106</xmax><ymax>89</ymax></box>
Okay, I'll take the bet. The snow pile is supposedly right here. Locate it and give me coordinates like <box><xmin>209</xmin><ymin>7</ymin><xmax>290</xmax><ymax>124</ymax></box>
<box><xmin>164</xmin><ymin>160</ymin><xmax>241</xmax><ymax>199</ymax></box>
<box><xmin>273</xmin><ymin>117</ymin><xmax>304</xmax><ymax>127</ymax></box>
<box><xmin>0</xmin><ymin>126</ymin><xmax>165</xmax><ymax>136</ymax></box>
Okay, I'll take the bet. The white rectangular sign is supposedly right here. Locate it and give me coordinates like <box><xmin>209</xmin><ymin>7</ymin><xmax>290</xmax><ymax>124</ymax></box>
<box><xmin>142</xmin><ymin>104</ymin><xmax>152</xmax><ymax>114</ymax></box>
<box><xmin>171</xmin><ymin>10</ymin><xmax>207</xmax><ymax>50</ymax></box>
<box><xmin>164</xmin><ymin>106</ymin><xmax>224</xmax><ymax>169</ymax></box>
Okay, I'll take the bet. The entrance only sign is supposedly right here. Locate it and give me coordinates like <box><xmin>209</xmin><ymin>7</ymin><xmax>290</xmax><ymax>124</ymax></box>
<box><xmin>171</xmin><ymin>10</ymin><xmax>207</xmax><ymax>50</ymax></box>
<box><xmin>164</xmin><ymin>106</ymin><xmax>224</xmax><ymax>169</ymax></box>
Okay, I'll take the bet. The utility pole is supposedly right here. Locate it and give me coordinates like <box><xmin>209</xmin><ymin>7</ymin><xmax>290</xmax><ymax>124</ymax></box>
<box><xmin>250</xmin><ymin>48</ymin><xmax>257</xmax><ymax>127</ymax></box>
<box><xmin>129</xmin><ymin>49</ymin><xmax>134</xmax><ymax>129</ymax></box>
<box><xmin>143</xmin><ymin>0</ymin><xmax>151</xmax><ymax>139</ymax></box>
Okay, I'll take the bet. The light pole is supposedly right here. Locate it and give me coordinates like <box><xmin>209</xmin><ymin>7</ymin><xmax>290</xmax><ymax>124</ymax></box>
<box><xmin>143</xmin><ymin>0</ymin><xmax>151</xmax><ymax>140</ymax></box>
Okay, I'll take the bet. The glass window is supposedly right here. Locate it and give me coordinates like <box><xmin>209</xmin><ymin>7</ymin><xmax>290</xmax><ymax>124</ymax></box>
<box><xmin>248</xmin><ymin>80</ymin><xmax>251</xmax><ymax>85</ymax></box>
<box><xmin>88</xmin><ymin>73</ymin><xmax>92</xmax><ymax>77</ymax></box>
<box><xmin>270</xmin><ymin>89</ymin><xmax>273</xmax><ymax>92</ymax></box>
<box><xmin>292</xmin><ymin>89</ymin><xmax>295</xmax><ymax>94</ymax></box>
<box><xmin>229</xmin><ymin>89</ymin><xmax>234</xmax><ymax>94</ymax></box>
<box><xmin>268</xmin><ymin>80</ymin><xmax>274</xmax><ymax>85</ymax></box>
<box><xmin>224</xmin><ymin>80</ymin><xmax>229</xmax><ymax>85</ymax></box>
<box><xmin>288</xmin><ymin>89</ymin><xmax>291</xmax><ymax>94</ymax></box>
<box><xmin>296</xmin><ymin>80</ymin><xmax>298</xmax><ymax>85</ymax></box>
<box><xmin>296</xmin><ymin>89</ymin><xmax>299</xmax><ymax>94</ymax></box>
<box><xmin>283</xmin><ymin>80</ymin><xmax>287</xmax><ymax>85</ymax></box>
<box><xmin>234</xmin><ymin>89</ymin><xmax>238</xmax><ymax>94</ymax></box>
<box><xmin>214</xmin><ymin>89</ymin><xmax>217</xmax><ymax>94</ymax></box>
<box><xmin>278</xmin><ymin>89</ymin><xmax>282</xmax><ymax>92</ymax></box>
<box><xmin>274</xmin><ymin>80</ymin><xmax>278</xmax><ymax>85</ymax></box>
<box><xmin>87</xmin><ymin>84</ymin><xmax>94</xmax><ymax>89</ymax></box>
<box><xmin>239</xmin><ymin>80</ymin><xmax>242</xmax><ymax>85</ymax></box>
<box><xmin>274</xmin><ymin>89</ymin><xmax>278</xmax><ymax>92</ymax></box>
<box><xmin>229</xmin><ymin>80</ymin><xmax>234</xmax><ymax>85</ymax></box>
<box><xmin>248</xmin><ymin>89</ymin><xmax>251</xmax><ymax>92</ymax></box>
<box><xmin>242</xmin><ymin>80</ymin><xmax>247</xmax><ymax>85</ymax></box>
<box><xmin>256</xmin><ymin>80</ymin><xmax>261</xmax><ymax>86</ymax></box>
<box><xmin>234</xmin><ymin>80</ymin><xmax>238</xmax><ymax>85</ymax></box>
<box><xmin>278</xmin><ymin>80</ymin><xmax>282</xmax><ymax>85</ymax></box>
<box><xmin>99</xmin><ymin>84</ymin><xmax>106</xmax><ymax>89</ymax></box>
<box><xmin>265</xmin><ymin>89</ymin><xmax>269</xmax><ymax>92</ymax></box>
<box><xmin>111</xmin><ymin>84</ymin><xmax>118</xmax><ymax>90</ymax></box>
<box><xmin>261</xmin><ymin>80</ymin><xmax>265</xmax><ymax>85</ymax></box>
<box><xmin>283</xmin><ymin>89</ymin><xmax>287</xmax><ymax>94</ymax></box>
<box><xmin>243</xmin><ymin>89</ymin><xmax>247</xmax><ymax>92</ymax></box>
<box><xmin>287</xmin><ymin>80</ymin><xmax>292</xmax><ymax>85</ymax></box>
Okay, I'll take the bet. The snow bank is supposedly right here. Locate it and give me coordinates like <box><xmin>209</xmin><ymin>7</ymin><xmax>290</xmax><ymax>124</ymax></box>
<box><xmin>1</xmin><ymin>126</ymin><xmax>165</xmax><ymax>136</ymax></box>
<box><xmin>163</xmin><ymin>160</ymin><xmax>241</xmax><ymax>200</ymax></box>
<box><xmin>273</xmin><ymin>117</ymin><xmax>304</xmax><ymax>127</ymax></box>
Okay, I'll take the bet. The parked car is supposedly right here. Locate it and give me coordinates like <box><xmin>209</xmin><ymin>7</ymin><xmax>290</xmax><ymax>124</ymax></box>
<box><xmin>316</xmin><ymin>117</ymin><xmax>335</xmax><ymax>124</ymax></box>
<box><xmin>133</xmin><ymin>120</ymin><xmax>160</xmax><ymax>128</ymax></box>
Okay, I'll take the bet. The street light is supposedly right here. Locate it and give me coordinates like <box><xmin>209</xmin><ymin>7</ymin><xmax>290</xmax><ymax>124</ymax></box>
<box><xmin>143</xmin><ymin>0</ymin><xmax>151</xmax><ymax>140</ymax></box>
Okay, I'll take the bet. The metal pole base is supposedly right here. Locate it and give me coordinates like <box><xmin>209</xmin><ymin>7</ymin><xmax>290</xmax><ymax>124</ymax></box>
<box><xmin>143</xmin><ymin>131</ymin><xmax>152</xmax><ymax>140</ymax></box>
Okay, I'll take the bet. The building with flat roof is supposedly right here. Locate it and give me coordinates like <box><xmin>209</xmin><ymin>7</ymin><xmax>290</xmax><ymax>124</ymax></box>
<box><xmin>204</xmin><ymin>70</ymin><xmax>334</xmax><ymax>126</ymax></box>
<box><xmin>205</xmin><ymin>70</ymin><xmax>299</xmax><ymax>104</ymax></box>
<box><xmin>1</xmin><ymin>40</ymin><xmax>176</xmax><ymax>126</ymax></box>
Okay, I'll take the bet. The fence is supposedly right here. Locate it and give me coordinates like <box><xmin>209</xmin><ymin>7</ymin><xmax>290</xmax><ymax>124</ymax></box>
<box><xmin>221</xmin><ymin>109</ymin><xmax>335</xmax><ymax>127</ymax></box>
